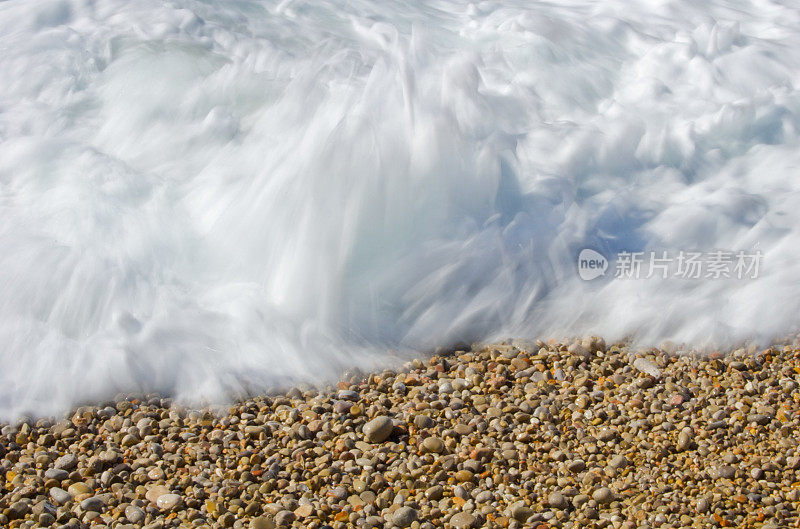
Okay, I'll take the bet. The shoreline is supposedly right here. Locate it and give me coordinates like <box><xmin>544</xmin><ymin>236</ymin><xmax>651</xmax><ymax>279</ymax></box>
<box><xmin>2</xmin><ymin>338</ymin><xmax>799</xmax><ymax>528</ymax></box>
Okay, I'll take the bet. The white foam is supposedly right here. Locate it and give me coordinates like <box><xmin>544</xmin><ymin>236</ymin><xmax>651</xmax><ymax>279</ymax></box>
<box><xmin>1</xmin><ymin>0</ymin><xmax>800</xmax><ymax>419</ymax></box>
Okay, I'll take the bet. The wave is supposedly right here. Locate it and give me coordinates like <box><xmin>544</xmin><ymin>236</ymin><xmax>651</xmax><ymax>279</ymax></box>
<box><xmin>1</xmin><ymin>0</ymin><xmax>800</xmax><ymax>418</ymax></box>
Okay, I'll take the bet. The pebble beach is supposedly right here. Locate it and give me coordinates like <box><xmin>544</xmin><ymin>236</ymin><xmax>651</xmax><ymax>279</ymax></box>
<box><xmin>2</xmin><ymin>338</ymin><xmax>800</xmax><ymax>529</ymax></box>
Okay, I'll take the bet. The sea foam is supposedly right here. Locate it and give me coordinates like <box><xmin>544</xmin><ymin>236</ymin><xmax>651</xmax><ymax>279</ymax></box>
<box><xmin>1</xmin><ymin>0</ymin><xmax>800</xmax><ymax>418</ymax></box>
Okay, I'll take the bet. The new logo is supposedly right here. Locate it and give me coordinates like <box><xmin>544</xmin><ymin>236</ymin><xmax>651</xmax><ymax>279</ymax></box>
<box><xmin>577</xmin><ymin>249</ymin><xmax>608</xmax><ymax>280</ymax></box>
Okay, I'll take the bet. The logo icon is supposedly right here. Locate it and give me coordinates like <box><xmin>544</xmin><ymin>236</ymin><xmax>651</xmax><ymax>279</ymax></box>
<box><xmin>577</xmin><ymin>249</ymin><xmax>608</xmax><ymax>280</ymax></box>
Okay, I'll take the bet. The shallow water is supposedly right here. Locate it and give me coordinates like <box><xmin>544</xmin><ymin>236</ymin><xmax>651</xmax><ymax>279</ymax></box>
<box><xmin>1</xmin><ymin>0</ymin><xmax>800</xmax><ymax>418</ymax></box>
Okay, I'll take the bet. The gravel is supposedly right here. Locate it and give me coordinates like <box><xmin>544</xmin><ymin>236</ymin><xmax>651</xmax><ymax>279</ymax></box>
<box><xmin>2</xmin><ymin>337</ymin><xmax>800</xmax><ymax>529</ymax></box>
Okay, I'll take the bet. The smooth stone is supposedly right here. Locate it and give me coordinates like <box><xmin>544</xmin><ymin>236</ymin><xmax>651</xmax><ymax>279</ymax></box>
<box><xmin>450</xmin><ymin>512</ymin><xmax>477</xmax><ymax>528</ymax></box>
<box><xmin>455</xmin><ymin>470</ymin><xmax>474</xmax><ymax>483</ymax></box>
<box><xmin>50</xmin><ymin>487</ymin><xmax>72</xmax><ymax>505</ymax></box>
<box><xmin>54</xmin><ymin>454</ymin><xmax>78</xmax><ymax>471</ymax></box>
<box><xmin>547</xmin><ymin>491</ymin><xmax>567</xmax><ymax>509</ymax></box>
<box><xmin>67</xmin><ymin>483</ymin><xmax>90</xmax><ymax>496</ymax></box>
<box><xmin>454</xmin><ymin>424</ymin><xmax>473</xmax><ymax>436</ymax></box>
<box><xmin>365</xmin><ymin>516</ymin><xmax>385</xmax><ymax>528</ymax></box>
<box><xmin>511</xmin><ymin>501</ymin><xmax>535</xmax><ymax>520</ymax></box>
<box><xmin>156</xmin><ymin>493</ymin><xmax>182</xmax><ymax>510</ymax></box>
<box><xmin>475</xmin><ymin>490</ymin><xmax>493</xmax><ymax>503</ymax></box>
<box><xmin>592</xmin><ymin>487</ymin><xmax>614</xmax><ymax>504</ymax></box>
<box><xmin>44</xmin><ymin>468</ymin><xmax>69</xmax><ymax>481</ymax></box>
<box><xmin>633</xmin><ymin>357</ymin><xmax>661</xmax><ymax>378</ymax></box>
<box><xmin>333</xmin><ymin>400</ymin><xmax>353</xmax><ymax>414</ymax></box>
<box><xmin>676</xmin><ymin>427</ymin><xmax>693</xmax><ymax>451</ymax></box>
<box><xmin>609</xmin><ymin>455</ymin><xmax>628</xmax><ymax>469</ymax></box>
<box><xmin>363</xmin><ymin>416</ymin><xmax>394</xmax><ymax>443</ymax></box>
<box><xmin>422</xmin><ymin>436</ymin><xmax>444</xmax><ymax>454</ymax></box>
<box><xmin>573</xmin><ymin>494</ymin><xmax>590</xmax><ymax>508</ymax></box>
<box><xmin>125</xmin><ymin>505</ymin><xmax>145</xmax><ymax>524</ymax></box>
<box><xmin>250</xmin><ymin>516</ymin><xmax>276</xmax><ymax>529</ymax></box>
<box><xmin>568</xmin><ymin>343</ymin><xmax>591</xmax><ymax>360</ymax></box>
<box><xmin>425</xmin><ymin>485</ymin><xmax>444</xmax><ymax>501</ymax></box>
<box><xmin>337</xmin><ymin>390</ymin><xmax>359</xmax><ymax>401</ymax></box>
<box><xmin>145</xmin><ymin>485</ymin><xmax>170</xmax><ymax>504</ymax></box>
<box><xmin>9</xmin><ymin>501</ymin><xmax>29</xmax><ymax>519</ymax></box>
<box><xmin>294</xmin><ymin>504</ymin><xmax>314</xmax><ymax>518</ymax></box>
<box><xmin>597</xmin><ymin>428</ymin><xmax>616</xmax><ymax>441</ymax></box>
<box><xmin>748</xmin><ymin>413</ymin><xmax>771</xmax><ymax>425</ymax></box>
<box><xmin>567</xmin><ymin>459</ymin><xmax>586</xmax><ymax>473</ymax></box>
<box><xmin>99</xmin><ymin>450</ymin><xmax>119</xmax><ymax>464</ymax></box>
<box><xmin>80</xmin><ymin>497</ymin><xmax>104</xmax><ymax>512</ymax></box>
<box><xmin>275</xmin><ymin>510</ymin><xmax>296</xmax><ymax>526</ymax></box>
<box><xmin>413</xmin><ymin>415</ymin><xmax>434</xmax><ymax>429</ymax></box>
<box><xmin>391</xmin><ymin>506</ymin><xmax>418</xmax><ymax>528</ymax></box>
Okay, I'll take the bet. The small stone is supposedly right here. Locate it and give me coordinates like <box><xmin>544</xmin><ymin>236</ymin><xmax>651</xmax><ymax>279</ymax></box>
<box><xmin>413</xmin><ymin>415</ymin><xmax>434</xmax><ymax>429</ymax></box>
<box><xmin>425</xmin><ymin>485</ymin><xmax>444</xmax><ymax>500</ymax></box>
<box><xmin>475</xmin><ymin>490</ymin><xmax>493</xmax><ymax>503</ymax></box>
<box><xmin>156</xmin><ymin>493</ymin><xmax>182</xmax><ymax>510</ymax></box>
<box><xmin>568</xmin><ymin>343</ymin><xmax>591</xmax><ymax>360</ymax></box>
<box><xmin>450</xmin><ymin>512</ymin><xmax>477</xmax><ymax>528</ymax></box>
<box><xmin>54</xmin><ymin>454</ymin><xmax>78</xmax><ymax>471</ymax></box>
<box><xmin>365</xmin><ymin>515</ymin><xmax>385</xmax><ymax>528</ymax></box>
<box><xmin>511</xmin><ymin>501</ymin><xmax>535</xmax><ymax>520</ymax></box>
<box><xmin>49</xmin><ymin>487</ymin><xmax>72</xmax><ymax>505</ymax></box>
<box><xmin>99</xmin><ymin>450</ymin><xmax>119</xmax><ymax>464</ymax></box>
<box><xmin>363</xmin><ymin>416</ymin><xmax>394</xmax><ymax>443</ymax></box>
<box><xmin>275</xmin><ymin>510</ymin><xmax>296</xmax><ymax>526</ymax></box>
<box><xmin>333</xmin><ymin>400</ymin><xmax>353</xmax><ymax>413</ymax></box>
<box><xmin>44</xmin><ymin>468</ymin><xmax>69</xmax><ymax>481</ymax></box>
<box><xmin>455</xmin><ymin>469</ymin><xmax>474</xmax><ymax>483</ymax></box>
<box><xmin>748</xmin><ymin>413</ymin><xmax>771</xmax><ymax>425</ymax></box>
<box><xmin>80</xmin><ymin>497</ymin><xmax>104</xmax><ymax>512</ymax></box>
<box><xmin>422</xmin><ymin>436</ymin><xmax>444</xmax><ymax>454</ymax></box>
<box><xmin>145</xmin><ymin>485</ymin><xmax>170</xmax><ymax>504</ymax></box>
<box><xmin>337</xmin><ymin>389</ymin><xmax>359</xmax><ymax>401</ymax></box>
<box><xmin>697</xmin><ymin>498</ymin><xmax>710</xmax><ymax>513</ymax></box>
<box><xmin>676</xmin><ymin>426</ymin><xmax>693</xmax><ymax>452</ymax></box>
<box><xmin>250</xmin><ymin>516</ymin><xmax>276</xmax><ymax>529</ymax></box>
<box><xmin>596</xmin><ymin>428</ymin><xmax>615</xmax><ymax>442</ymax></box>
<box><xmin>573</xmin><ymin>494</ymin><xmax>590</xmax><ymax>508</ymax></box>
<box><xmin>353</xmin><ymin>479</ymin><xmax>367</xmax><ymax>493</ymax></box>
<box><xmin>294</xmin><ymin>504</ymin><xmax>314</xmax><ymax>518</ymax></box>
<box><xmin>547</xmin><ymin>492</ymin><xmax>567</xmax><ymax>509</ymax></box>
<box><xmin>609</xmin><ymin>455</ymin><xmax>628</xmax><ymax>469</ymax></box>
<box><xmin>633</xmin><ymin>357</ymin><xmax>661</xmax><ymax>378</ymax></box>
<box><xmin>718</xmin><ymin>465</ymin><xmax>736</xmax><ymax>479</ymax></box>
<box><xmin>392</xmin><ymin>506</ymin><xmax>418</xmax><ymax>528</ymax></box>
<box><xmin>330</xmin><ymin>486</ymin><xmax>348</xmax><ymax>501</ymax></box>
<box><xmin>9</xmin><ymin>501</ymin><xmax>30</xmax><ymax>520</ymax></box>
<box><xmin>67</xmin><ymin>482</ymin><xmax>90</xmax><ymax>496</ymax></box>
<box><xmin>454</xmin><ymin>423</ymin><xmax>473</xmax><ymax>436</ymax></box>
<box><xmin>567</xmin><ymin>459</ymin><xmax>586</xmax><ymax>473</ymax></box>
<box><xmin>669</xmin><ymin>394</ymin><xmax>685</xmax><ymax>406</ymax></box>
<box><xmin>592</xmin><ymin>487</ymin><xmax>614</xmax><ymax>504</ymax></box>
<box><xmin>125</xmin><ymin>505</ymin><xmax>146</xmax><ymax>524</ymax></box>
